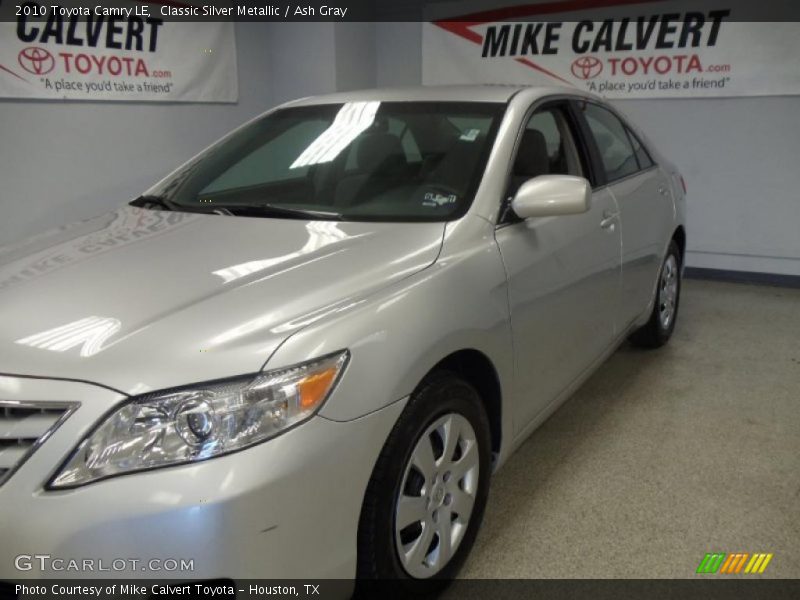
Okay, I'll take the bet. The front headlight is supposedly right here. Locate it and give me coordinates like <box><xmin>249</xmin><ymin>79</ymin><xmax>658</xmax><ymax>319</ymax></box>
<box><xmin>50</xmin><ymin>351</ymin><xmax>348</xmax><ymax>488</ymax></box>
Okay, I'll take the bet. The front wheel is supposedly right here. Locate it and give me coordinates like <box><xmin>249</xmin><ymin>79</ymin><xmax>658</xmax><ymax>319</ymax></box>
<box><xmin>356</xmin><ymin>372</ymin><xmax>491</xmax><ymax>595</ymax></box>
<box><xmin>630</xmin><ymin>240</ymin><xmax>682</xmax><ymax>348</ymax></box>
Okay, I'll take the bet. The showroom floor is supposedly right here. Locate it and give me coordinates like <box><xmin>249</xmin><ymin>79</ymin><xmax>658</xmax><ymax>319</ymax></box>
<box><xmin>456</xmin><ymin>279</ymin><xmax>800</xmax><ymax>579</ymax></box>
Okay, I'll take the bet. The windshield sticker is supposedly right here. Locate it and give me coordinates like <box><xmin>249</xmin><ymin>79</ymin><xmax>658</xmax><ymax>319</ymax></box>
<box><xmin>423</xmin><ymin>192</ymin><xmax>458</xmax><ymax>208</ymax></box>
<box><xmin>459</xmin><ymin>128</ymin><xmax>480</xmax><ymax>142</ymax></box>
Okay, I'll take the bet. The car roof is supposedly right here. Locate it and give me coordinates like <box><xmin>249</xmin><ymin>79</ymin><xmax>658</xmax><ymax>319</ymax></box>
<box><xmin>280</xmin><ymin>84</ymin><xmax>594</xmax><ymax>107</ymax></box>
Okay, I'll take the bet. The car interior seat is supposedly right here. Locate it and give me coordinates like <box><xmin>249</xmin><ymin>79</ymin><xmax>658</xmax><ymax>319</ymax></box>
<box><xmin>333</xmin><ymin>132</ymin><xmax>408</xmax><ymax>207</ymax></box>
<box><xmin>508</xmin><ymin>128</ymin><xmax>550</xmax><ymax>197</ymax></box>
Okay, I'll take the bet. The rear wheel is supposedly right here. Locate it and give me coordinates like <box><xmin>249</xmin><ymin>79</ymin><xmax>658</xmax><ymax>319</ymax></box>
<box><xmin>356</xmin><ymin>372</ymin><xmax>491</xmax><ymax>596</ymax></box>
<box><xmin>630</xmin><ymin>240</ymin><xmax>682</xmax><ymax>348</ymax></box>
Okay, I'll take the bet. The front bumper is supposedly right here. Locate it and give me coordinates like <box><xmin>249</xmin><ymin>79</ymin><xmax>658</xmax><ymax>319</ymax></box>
<box><xmin>0</xmin><ymin>375</ymin><xmax>405</xmax><ymax>580</ymax></box>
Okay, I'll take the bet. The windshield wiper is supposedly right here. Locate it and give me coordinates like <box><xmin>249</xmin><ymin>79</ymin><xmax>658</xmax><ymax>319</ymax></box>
<box><xmin>222</xmin><ymin>203</ymin><xmax>343</xmax><ymax>220</ymax></box>
<box><xmin>132</xmin><ymin>196</ymin><xmax>342</xmax><ymax>220</ymax></box>
<box><xmin>131</xmin><ymin>195</ymin><xmax>222</xmax><ymax>215</ymax></box>
<box><xmin>130</xmin><ymin>195</ymin><xmax>178</xmax><ymax>211</ymax></box>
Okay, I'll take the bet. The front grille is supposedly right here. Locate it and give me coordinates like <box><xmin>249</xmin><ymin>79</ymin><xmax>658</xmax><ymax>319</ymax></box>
<box><xmin>0</xmin><ymin>401</ymin><xmax>77</xmax><ymax>485</ymax></box>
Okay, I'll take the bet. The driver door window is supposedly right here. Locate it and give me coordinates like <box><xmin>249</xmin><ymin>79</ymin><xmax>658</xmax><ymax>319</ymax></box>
<box><xmin>509</xmin><ymin>107</ymin><xmax>583</xmax><ymax>198</ymax></box>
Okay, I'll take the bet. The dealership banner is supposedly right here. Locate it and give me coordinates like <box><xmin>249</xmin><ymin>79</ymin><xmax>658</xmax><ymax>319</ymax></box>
<box><xmin>0</xmin><ymin>1</ymin><xmax>237</xmax><ymax>102</ymax></box>
<box><xmin>423</xmin><ymin>1</ymin><xmax>800</xmax><ymax>99</ymax></box>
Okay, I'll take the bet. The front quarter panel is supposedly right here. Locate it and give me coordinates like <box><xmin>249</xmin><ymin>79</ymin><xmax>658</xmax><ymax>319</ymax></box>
<box><xmin>268</xmin><ymin>215</ymin><xmax>513</xmax><ymax>428</ymax></box>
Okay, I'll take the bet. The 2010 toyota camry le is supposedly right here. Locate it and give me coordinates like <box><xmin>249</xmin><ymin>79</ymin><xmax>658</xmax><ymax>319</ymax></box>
<box><xmin>0</xmin><ymin>85</ymin><xmax>685</xmax><ymax>593</ymax></box>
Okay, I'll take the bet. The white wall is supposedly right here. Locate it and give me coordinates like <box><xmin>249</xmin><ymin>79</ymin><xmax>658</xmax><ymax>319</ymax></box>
<box><xmin>376</xmin><ymin>22</ymin><xmax>423</xmax><ymax>87</ymax></box>
<box><xmin>265</xmin><ymin>23</ymin><xmax>338</xmax><ymax>106</ymax></box>
<box><xmin>336</xmin><ymin>23</ymin><xmax>378</xmax><ymax>92</ymax></box>
<box><xmin>375</xmin><ymin>21</ymin><xmax>800</xmax><ymax>277</ymax></box>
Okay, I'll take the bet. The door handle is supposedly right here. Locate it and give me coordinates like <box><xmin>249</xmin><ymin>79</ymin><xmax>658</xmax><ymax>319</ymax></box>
<box><xmin>600</xmin><ymin>209</ymin><xmax>618</xmax><ymax>231</ymax></box>
<box><xmin>658</xmin><ymin>185</ymin><xmax>669</xmax><ymax>196</ymax></box>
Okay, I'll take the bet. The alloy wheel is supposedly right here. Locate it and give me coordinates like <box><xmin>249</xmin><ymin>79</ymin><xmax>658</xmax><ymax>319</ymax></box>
<box><xmin>658</xmin><ymin>254</ymin><xmax>679</xmax><ymax>329</ymax></box>
<box><xmin>394</xmin><ymin>413</ymin><xmax>480</xmax><ymax>578</ymax></box>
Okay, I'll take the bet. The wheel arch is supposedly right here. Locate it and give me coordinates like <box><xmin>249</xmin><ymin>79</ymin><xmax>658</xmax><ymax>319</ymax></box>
<box><xmin>672</xmin><ymin>225</ymin><xmax>686</xmax><ymax>266</ymax></box>
<box><xmin>422</xmin><ymin>348</ymin><xmax>503</xmax><ymax>460</ymax></box>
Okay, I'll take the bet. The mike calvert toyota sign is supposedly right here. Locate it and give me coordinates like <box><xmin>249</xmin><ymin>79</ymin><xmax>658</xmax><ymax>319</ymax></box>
<box><xmin>0</xmin><ymin>0</ymin><xmax>237</xmax><ymax>102</ymax></box>
<box><xmin>423</xmin><ymin>0</ymin><xmax>800</xmax><ymax>99</ymax></box>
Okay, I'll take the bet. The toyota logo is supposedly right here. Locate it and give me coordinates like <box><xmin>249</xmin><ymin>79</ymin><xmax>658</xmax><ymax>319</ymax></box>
<box><xmin>571</xmin><ymin>56</ymin><xmax>603</xmax><ymax>80</ymax></box>
<box><xmin>18</xmin><ymin>46</ymin><xmax>55</xmax><ymax>75</ymax></box>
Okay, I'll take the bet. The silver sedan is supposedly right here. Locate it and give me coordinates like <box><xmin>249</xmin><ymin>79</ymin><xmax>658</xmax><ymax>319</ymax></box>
<box><xmin>0</xmin><ymin>85</ymin><xmax>685</xmax><ymax>593</ymax></box>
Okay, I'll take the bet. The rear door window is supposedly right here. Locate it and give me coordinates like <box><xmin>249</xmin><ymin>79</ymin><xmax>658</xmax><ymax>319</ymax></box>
<box><xmin>581</xmin><ymin>104</ymin><xmax>640</xmax><ymax>183</ymax></box>
<box><xmin>627</xmin><ymin>128</ymin><xmax>654</xmax><ymax>169</ymax></box>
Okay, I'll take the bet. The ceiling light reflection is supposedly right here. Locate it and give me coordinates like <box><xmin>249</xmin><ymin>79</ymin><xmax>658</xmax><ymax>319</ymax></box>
<box><xmin>290</xmin><ymin>101</ymin><xmax>380</xmax><ymax>168</ymax></box>
<box><xmin>15</xmin><ymin>316</ymin><xmax>122</xmax><ymax>357</ymax></box>
<box><xmin>213</xmin><ymin>222</ymin><xmax>351</xmax><ymax>284</ymax></box>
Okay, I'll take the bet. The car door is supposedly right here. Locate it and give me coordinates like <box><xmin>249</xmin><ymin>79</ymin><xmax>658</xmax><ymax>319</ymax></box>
<box><xmin>494</xmin><ymin>101</ymin><xmax>622</xmax><ymax>432</ymax></box>
<box><xmin>576</xmin><ymin>101</ymin><xmax>674</xmax><ymax>330</ymax></box>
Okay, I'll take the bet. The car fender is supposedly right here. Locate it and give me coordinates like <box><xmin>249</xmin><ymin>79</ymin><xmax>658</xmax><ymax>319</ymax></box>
<box><xmin>265</xmin><ymin>215</ymin><xmax>514</xmax><ymax>427</ymax></box>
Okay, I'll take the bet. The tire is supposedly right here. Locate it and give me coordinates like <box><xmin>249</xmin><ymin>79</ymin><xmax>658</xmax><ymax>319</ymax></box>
<box><xmin>355</xmin><ymin>372</ymin><xmax>492</xmax><ymax>597</ymax></box>
<box><xmin>629</xmin><ymin>240</ymin><xmax>682</xmax><ymax>349</ymax></box>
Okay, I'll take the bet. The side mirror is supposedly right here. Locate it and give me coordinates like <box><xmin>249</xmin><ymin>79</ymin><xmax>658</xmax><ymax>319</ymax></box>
<box><xmin>511</xmin><ymin>175</ymin><xmax>591</xmax><ymax>219</ymax></box>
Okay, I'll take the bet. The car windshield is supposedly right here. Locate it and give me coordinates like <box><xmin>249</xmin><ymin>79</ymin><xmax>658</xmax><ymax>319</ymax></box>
<box><xmin>139</xmin><ymin>101</ymin><xmax>505</xmax><ymax>222</ymax></box>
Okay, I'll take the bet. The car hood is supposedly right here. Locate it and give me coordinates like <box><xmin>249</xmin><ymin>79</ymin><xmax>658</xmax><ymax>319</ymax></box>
<box><xmin>0</xmin><ymin>206</ymin><xmax>444</xmax><ymax>395</ymax></box>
